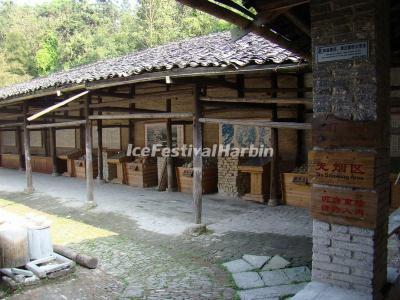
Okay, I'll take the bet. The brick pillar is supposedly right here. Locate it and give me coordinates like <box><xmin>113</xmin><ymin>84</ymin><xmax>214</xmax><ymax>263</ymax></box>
<box><xmin>310</xmin><ymin>1</ymin><xmax>390</xmax><ymax>299</ymax></box>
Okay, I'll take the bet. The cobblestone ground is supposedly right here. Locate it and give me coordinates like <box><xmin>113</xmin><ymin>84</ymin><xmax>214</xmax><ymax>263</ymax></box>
<box><xmin>0</xmin><ymin>190</ymin><xmax>312</xmax><ymax>300</ymax></box>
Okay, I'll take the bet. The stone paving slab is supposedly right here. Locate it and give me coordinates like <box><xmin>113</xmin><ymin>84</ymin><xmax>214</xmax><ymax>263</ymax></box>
<box><xmin>284</xmin><ymin>266</ymin><xmax>311</xmax><ymax>283</ymax></box>
<box><xmin>242</xmin><ymin>254</ymin><xmax>271</xmax><ymax>269</ymax></box>
<box><xmin>223</xmin><ymin>259</ymin><xmax>255</xmax><ymax>273</ymax></box>
<box><xmin>260</xmin><ymin>269</ymin><xmax>290</xmax><ymax>286</ymax></box>
<box><xmin>291</xmin><ymin>281</ymin><xmax>370</xmax><ymax>300</ymax></box>
<box><xmin>238</xmin><ymin>282</ymin><xmax>307</xmax><ymax>300</ymax></box>
<box><xmin>232</xmin><ymin>272</ymin><xmax>265</xmax><ymax>289</ymax></box>
<box><xmin>262</xmin><ymin>255</ymin><xmax>291</xmax><ymax>271</ymax></box>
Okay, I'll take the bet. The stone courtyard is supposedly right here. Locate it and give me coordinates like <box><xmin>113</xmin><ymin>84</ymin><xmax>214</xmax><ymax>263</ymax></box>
<box><xmin>0</xmin><ymin>168</ymin><xmax>313</xmax><ymax>299</ymax></box>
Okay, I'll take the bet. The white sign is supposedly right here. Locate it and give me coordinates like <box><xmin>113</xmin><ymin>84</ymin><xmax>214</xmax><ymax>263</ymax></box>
<box><xmin>316</xmin><ymin>41</ymin><xmax>368</xmax><ymax>63</ymax></box>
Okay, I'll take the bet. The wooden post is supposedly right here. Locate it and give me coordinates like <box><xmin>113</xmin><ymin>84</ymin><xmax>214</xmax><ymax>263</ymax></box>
<box><xmin>79</xmin><ymin>107</ymin><xmax>85</xmax><ymax>150</ymax></box>
<box><xmin>16</xmin><ymin>127</ymin><xmax>25</xmax><ymax>171</ymax></box>
<box><xmin>85</xmin><ymin>94</ymin><xmax>95</xmax><ymax>207</ymax></box>
<box><xmin>166</xmin><ymin>98</ymin><xmax>175</xmax><ymax>192</ymax></box>
<box><xmin>269</xmin><ymin>73</ymin><xmax>279</xmax><ymax>206</ymax></box>
<box><xmin>193</xmin><ymin>84</ymin><xmax>203</xmax><ymax>224</ymax></box>
<box><xmin>49</xmin><ymin>127</ymin><xmax>59</xmax><ymax>176</ymax></box>
<box><xmin>43</xmin><ymin>129</ymin><xmax>50</xmax><ymax>157</ymax></box>
<box><xmin>23</xmin><ymin>102</ymin><xmax>34</xmax><ymax>194</ymax></box>
<box><xmin>128</xmin><ymin>84</ymin><xmax>135</xmax><ymax>145</ymax></box>
<box><xmin>97</xmin><ymin>98</ymin><xmax>104</xmax><ymax>182</ymax></box>
<box><xmin>296</xmin><ymin>73</ymin><xmax>305</xmax><ymax>167</ymax></box>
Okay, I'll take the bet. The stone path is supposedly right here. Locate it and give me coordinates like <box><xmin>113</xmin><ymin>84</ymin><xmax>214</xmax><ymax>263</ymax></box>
<box><xmin>0</xmin><ymin>168</ymin><xmax>313</xmax><ymax>299</ymax></box>
<box><xmin>224</xmin><ymin>254</ymin><xmax>311</xmax><ymax>300</ymax></box>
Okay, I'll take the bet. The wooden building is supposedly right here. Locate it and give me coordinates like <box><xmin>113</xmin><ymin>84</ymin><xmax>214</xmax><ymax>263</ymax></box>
<box><xmin>0</xmin><ymin>30</ymin><xmax>398</xmax><ymax>225</ymax></box>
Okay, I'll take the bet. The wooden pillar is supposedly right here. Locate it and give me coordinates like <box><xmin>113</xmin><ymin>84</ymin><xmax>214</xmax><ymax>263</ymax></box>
<box><xmin>16</xmin><ymin>127</ymin><xmax>25</xmax><ymax>171</ymax></box>
<box><xmin>269</xmin><ymin>73</ymin><xmax>279</xmax><ymax>206</ymax></box>
<box><xmin>43</xmin><ymin>129</ymin><xmax>50</xmax><ymax>157</ymax></box>
<box><xmin>166</xmin><ymin>98</ymin><xmax>175</xmax><ymax>192</ymax></box>
<box><xmin>85</xmin><ymin>94</ymin><xmax>95</xmax><ymax>206</ymax></box>
<box><xmin>49</xmin><ymin>127</ymin><xmax>59</xmax><ymax>176</ymax></box>
<box><xmin>193</xmin><ymin>84</ymin><xmax>203</xmax><ymax>224</ymax></box>
<box><xmin>23</xmin><ymin>102</ymin><xmax>34</xmax><ymax>194</ymax></box>
<box><xmin>128</xmin><ymin>84</ymin><xmax>136</xmax><ymax>145</ymax></box>
<box><xmin>79</xmin><ymin>107</ymin><xmax>85</xmax><ymax>149</ymax></box>
<box><xmin>296</xmin><ymin>73</ymin><xmax>305</xmax><ymax>167</ymax></box>
<box><xmin>97</xmin><ymin>98</ymin><xmax>104</xmax><ymax>182</ymax></box>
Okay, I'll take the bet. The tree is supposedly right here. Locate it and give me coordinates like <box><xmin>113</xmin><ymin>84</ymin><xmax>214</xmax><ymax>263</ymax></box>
<box><xmin>0</xmin><ymin>0</ymin><xmax>235</xmax><ymax>88</ymax></box>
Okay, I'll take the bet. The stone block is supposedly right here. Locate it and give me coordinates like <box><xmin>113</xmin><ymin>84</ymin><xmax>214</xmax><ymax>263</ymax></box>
<box><xmin>232</xmin><ymin>272</ymin><xmax>265</xmax><ymax>290</ymax></box>
<box><xmin>262</xmin><ymin>255</ymin><xmax>290</xmax><ymax>271</ymax></box>
<box><xmin>331</xmin><ymin>224</ymin><xmax>349</xmax><ymax>234</ymax></box>
<box><xmin>290</xmin><ymin>281</ymin><xmax>372</xmax><ymax>300</ymax></box>
<box><xmin>313</xmin><ymin>261</ymin><xmax>350</xmax><ymax>274</ymax></box>
<box><xmin>261</xmin><ymin>269</ymin><xmax>290</xmax><ymax>286</ymax></box>
<box><xmin>223</xmin><ymin>259</ymin><xmax>255</xmax><ymax>273</ymax></box>
<box><xmin>238</xmin><ymin>283</ymin><xmax>307</xmax><ymax>300</ymax></box>
<box><xmin>242</xmin><ymin>255</ymin><xmax>271</xmax><ymax>270</ymax></box>
<box><xmin>284</xmin><ymin>267</ymin><xmax>311</xmax><ymax>283</ymax></box>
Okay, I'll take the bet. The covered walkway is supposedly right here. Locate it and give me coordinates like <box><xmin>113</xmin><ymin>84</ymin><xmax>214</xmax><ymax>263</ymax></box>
<box><xmin>0</xmin><ymin>167</ymin><xmax>312</xmax><ymax>237</ymax></box>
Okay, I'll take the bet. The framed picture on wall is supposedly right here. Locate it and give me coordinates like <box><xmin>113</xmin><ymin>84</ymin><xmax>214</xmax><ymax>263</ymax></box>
<box><xmin>219</xmin><ymin>122</ymin><xmax>272</xmax><ymax>148</ymax></box>
<box><xmin>145</xmin><ymin>122</ymin><xmax>184</xmax><ymax>148</ymax></box>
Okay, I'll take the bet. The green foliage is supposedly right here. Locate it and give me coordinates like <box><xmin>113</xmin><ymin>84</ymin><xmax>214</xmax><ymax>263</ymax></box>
<box><xmin>0</xmin><ymin>0</ymin><xmax>235</xmax><ymax>88</ymax></box>
<box><xmin>36</xmin><ymin>34</ymin><xmax>59</xmax><ymax>75</ymax></box>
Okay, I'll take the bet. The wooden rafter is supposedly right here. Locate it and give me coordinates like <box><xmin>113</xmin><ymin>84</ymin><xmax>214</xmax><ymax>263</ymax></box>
<box><xmin>176</xmin><ymin>0</ymin><xmax>310</xmax><ymax>59</ymax></box>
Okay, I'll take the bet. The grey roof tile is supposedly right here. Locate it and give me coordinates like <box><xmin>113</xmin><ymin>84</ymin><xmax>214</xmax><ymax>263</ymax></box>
<box><xmin>0</xmin><ymin>31</ymin><xmax>302</xmax><ymax>101</ymax></box>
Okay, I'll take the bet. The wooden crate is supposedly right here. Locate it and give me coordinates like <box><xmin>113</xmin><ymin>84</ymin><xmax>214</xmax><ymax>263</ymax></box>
<box><xmin>125</xmin><ymin>162</ymin><xmax>158</xmax><ymax>188</ymax></box>
<box><xmin>282</xmin><ymin>173</ymin><xmax>311</xmax><ymax>208</ymax></box>
<box><xmin>31</xmin><ymin>156</ymin><xmax>53</xmax><ymax>174</ymax></box>
<box><xmin>176</xmin><ymin>167</ymin><xmax>218</xmax><ymax>194</ymax></box>
<box><xmin>74</xmin><ymin>159</ymin><xmax>98</xmax><ymax>179</ymax></box>
<box><xmin>1</xmin><ymin>154</ymin><xmax>21</xmax><ymax>170</ymax></box>
<box><xmin>390</xmin><ymin>174</ymin><xmax>400</xmax><ymax>211</ymax></box>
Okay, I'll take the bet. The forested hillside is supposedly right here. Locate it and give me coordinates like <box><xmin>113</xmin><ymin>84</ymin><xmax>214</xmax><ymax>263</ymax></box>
<box><xmin>0</xmin><ymin>0</ymin><xmax>234</xmax><ymax>88</ymax></box>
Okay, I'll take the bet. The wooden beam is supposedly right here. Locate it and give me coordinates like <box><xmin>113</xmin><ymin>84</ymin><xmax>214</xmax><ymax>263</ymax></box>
<box><xmin>200</xmin><ymin>96</ymin><xmax>312</xmax><ymax>105</ymax></box>
<box><xmin>284</xmin><ymin>11</ymin><xmax>311</xmax><ymax>37</ymax></box>
<box><xmin>203</xmin><ymin>101</ymin><xmax>275</xmax><ymax>110</ymax></box>
<box><xmin>89</xmin><ymin>112</ymin><xmax>193</xmax><ymax>120</ymax></box>
<box><xmin>85</xmin><ymin>94</ymin><xmax>95</xmax><ymax>207</ymax></box>
<box><xmin>0</xmin><ymin>122</ymin><xmax>23</xmax><ymax>128</ymax></box>
<box><xmin>23</xmin><ymin>102</ymin><xmax>34</xmax><ymax>194</ymax></box>
<box><xmin>176</xmin><ymin>0</ymin><xmax>310</xmax><ymax>59</ymax></box>
<box><xmin>252</xmin><ymin>0</ymin><xmax>309</xmax><ymax>11</ymax></box>
<box><xmin>27</xmin><ymin>91</ymin><xmax>89</xmax><ymax>121</ymax></box>
<box><xmin>27</xmin><ymin>120</ymin><xmax>86</xmax><ymax>130</ymax></box>
<box><xmin>199</xmin><ymin>118</ymin><xmax>311</xmax><ymax>130</ymax></box>
<box><xmin>91</xmin><ymin>91</ymin><xmax>133</xmax><ymax>99</ymax></box>
<box><xmin>193</xmin><ymin>84</ymin><xmax>203</xmax><ymax>224</ymax></box>
<box><xmin>245</xmin><ymin>87</ymin><xmax>312</xmax><ymax>93</ymax></box>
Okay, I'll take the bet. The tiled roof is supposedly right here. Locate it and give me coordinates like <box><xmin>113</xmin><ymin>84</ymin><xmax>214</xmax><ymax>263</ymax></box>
<box><xmin>0</xmin><ymin>31</ymin><xmax>303</xmax><ymax>101</ymax></box>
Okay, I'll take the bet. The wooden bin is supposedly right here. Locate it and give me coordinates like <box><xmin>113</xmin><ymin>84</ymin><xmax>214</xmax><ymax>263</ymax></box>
<box><xmin>1</xmin><ymin>154</ymin><xmax>21</xmax><ymax>170</ymax></box>
<box><xmin>125</xmin><ymin>161</ymin><xmax>158</xmax><ymax>188</ymax></box>
<box><xmin>74</xmin><ymin>159</ymin><xmax>98</xmax><ymax>179</ymax></box>
<box><xmin>31</xmin><ymin>156</ymin><xmax>53</xmax><ymax>174</ymax></box>
<box><xmin>176</xmin><ymin>167</ymin><xmax>218</xmax><ymax>194</ymax></box>
<box><xmin>282</xmin><ymin>173</ymin><xmax>311</xmax><ymax>208</ymax></box>
<box><xmin>390</xmin><ymin>174</ymin><xmax>400</xmax><ymax>211</ymax></box>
